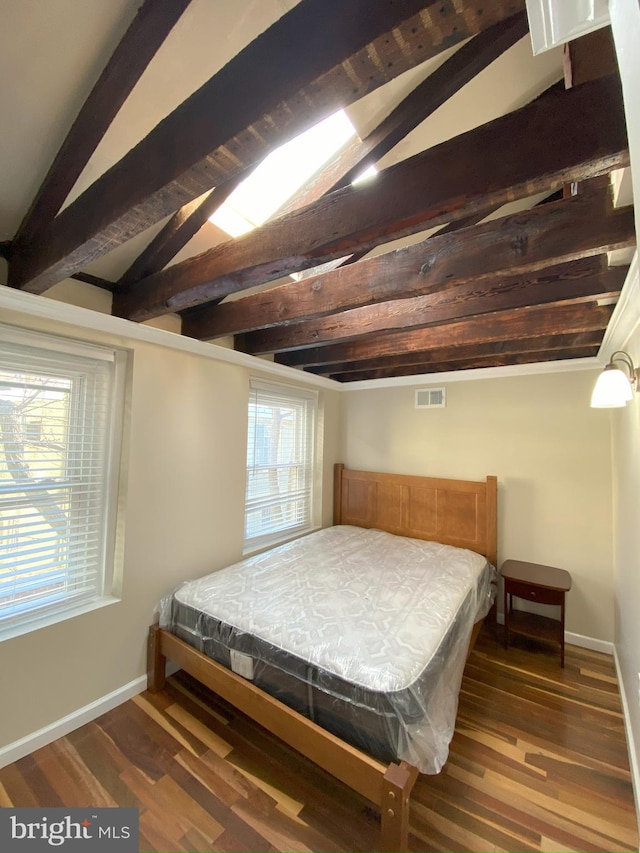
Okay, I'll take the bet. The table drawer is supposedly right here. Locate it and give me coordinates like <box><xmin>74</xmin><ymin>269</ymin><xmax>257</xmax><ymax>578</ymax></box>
<box><xmin>506</xmin><ymin>579</ymin><xmax>563</xmax><ymax>606</ymax></box>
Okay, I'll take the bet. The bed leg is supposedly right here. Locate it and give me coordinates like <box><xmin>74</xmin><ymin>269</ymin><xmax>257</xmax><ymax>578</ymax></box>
<box><xmin>380</xmin><ymin>761</ymin><xmax>419</xmax><ymax>852</ymax></box>
<box><xmin>147</xmin><ymin>624</ymin><xmax>166</xmax><ymax>692</ymax></box>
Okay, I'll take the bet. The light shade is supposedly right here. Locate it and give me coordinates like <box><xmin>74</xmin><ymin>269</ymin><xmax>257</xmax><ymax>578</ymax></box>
<box><xmin>590</xmin><ymin>365</ymin><xmax>633</xmax><ymax>407</ymax></box>
<box><xmin>590</xmin><ymin>351</ymin><xmax>638</xmax><ymax>408</ymax></box>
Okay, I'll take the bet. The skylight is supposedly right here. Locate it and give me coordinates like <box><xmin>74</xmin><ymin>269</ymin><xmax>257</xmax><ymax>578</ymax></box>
<box><xmin>352</xmin><ymin>163</ymin><xmax>378</xmax><ymax>184</ymax></box>
<box><xmin>210</xmin><ymin>110</ymin><xmax>357</xmax><ymax>237</ymax></box>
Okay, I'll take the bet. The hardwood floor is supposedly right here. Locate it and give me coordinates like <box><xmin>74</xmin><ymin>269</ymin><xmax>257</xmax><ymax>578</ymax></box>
<box><xmin>1</xmin><ymin>627</ymin><xmax>637</xmax><ymax>852</ymax></box>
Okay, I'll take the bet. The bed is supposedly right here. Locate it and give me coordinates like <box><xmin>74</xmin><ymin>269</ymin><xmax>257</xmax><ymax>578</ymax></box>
<box><xmin>148</xmin><ymin>464</ymin><xmax>498</xmax><ymax>851</ymax></box>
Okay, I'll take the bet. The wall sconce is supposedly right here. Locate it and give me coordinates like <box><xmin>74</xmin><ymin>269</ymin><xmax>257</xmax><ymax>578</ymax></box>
<box><xmin>590</xmin><ymin>351</ymin><xmax>639</xmax><ymax>408</ymax></box>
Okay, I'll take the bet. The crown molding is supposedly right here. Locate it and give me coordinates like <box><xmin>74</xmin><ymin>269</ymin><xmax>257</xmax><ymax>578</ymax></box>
<box><xmin>0</xmin><ymin>284</ymin><xmax>339</xmax><ymax>391</ymax></box>
<box><xmin>599</xmin><ymin>252</ymin><xmax>640</xmax><ymax>360</ymax></box>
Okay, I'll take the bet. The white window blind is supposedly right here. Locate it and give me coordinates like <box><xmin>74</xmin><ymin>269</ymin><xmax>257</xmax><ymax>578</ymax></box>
<box><xmin>0</xmin><ymin>326</ymin><xmax>125</xmax><ymax>640</ymax></box>
<box><xmin>245</xmin><ymin>379</ymin><xmax>317</xmax><ymax>549</ymax></box>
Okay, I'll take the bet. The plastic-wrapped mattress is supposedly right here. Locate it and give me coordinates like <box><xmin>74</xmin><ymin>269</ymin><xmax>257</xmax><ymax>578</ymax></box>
<box><xmin>159</xmin><ymin>525</ymin><xmax>496</xmax><ymax>773</ymax></box>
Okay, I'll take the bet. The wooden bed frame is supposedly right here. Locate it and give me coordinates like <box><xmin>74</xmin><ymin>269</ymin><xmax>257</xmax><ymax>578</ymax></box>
<box><xmin>147</xmin><ymin>464</ymin><xmax>498</xmax><ymax>851</ymax></box>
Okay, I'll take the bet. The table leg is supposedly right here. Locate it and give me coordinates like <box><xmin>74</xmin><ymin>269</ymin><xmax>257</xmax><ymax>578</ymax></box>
<box><xmin>504</xmin><ymin>585</ymin><xmax>510</xmax><ymax>650</ymax></box>
<box><xmin>560</xmin><ymin>593</ymin><xmax>565</xmax><ymax>667</ymax></box>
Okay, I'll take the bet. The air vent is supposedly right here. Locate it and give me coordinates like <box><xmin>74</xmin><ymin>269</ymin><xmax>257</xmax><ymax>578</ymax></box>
<box><xmin>415</xmin><ymin>387</ymin><xmax>446</xmax><ymax>409</ymax></box>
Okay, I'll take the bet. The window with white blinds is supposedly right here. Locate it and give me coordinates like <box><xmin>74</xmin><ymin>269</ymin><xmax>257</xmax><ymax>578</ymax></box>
<box><xmin>0</xmin><ymin>325</ymin><xmax>126</xmax><ymax>641</ymax></box>
<box><xmin>245</xmin><ymin>379</ymin><xmax>317</xmax><ymax>550</ymax></box>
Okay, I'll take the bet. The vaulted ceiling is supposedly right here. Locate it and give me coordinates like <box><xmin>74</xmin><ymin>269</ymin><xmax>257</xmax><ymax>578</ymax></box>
<box><xmin>0</xmin><ymin>0</ymin><xmax>635</xmax><ymax>383</ymax></box>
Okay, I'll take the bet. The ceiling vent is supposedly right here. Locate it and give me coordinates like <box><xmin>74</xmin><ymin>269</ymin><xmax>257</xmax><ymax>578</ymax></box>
<box><xmin>415</xmin><ymin>387</ymin><xmax>446</xmax><ymax>409</ymax></box>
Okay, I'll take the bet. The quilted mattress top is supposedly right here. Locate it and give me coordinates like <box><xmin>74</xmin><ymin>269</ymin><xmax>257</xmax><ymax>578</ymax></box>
<box><xmin>172</xmin><ymin>525</ymin><xmax>490</xmax><ymax>693</ymax></box>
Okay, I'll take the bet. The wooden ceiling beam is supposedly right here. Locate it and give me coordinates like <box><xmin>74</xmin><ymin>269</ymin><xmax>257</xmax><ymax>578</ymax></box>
<box><xmin>182</xmin><ymin>189</ymin><xmax>634</xmax><ymax>339</ymax></box>
<box><xmin>122</xmin><ymin>0</ymin><xmax>521</xmax><ymax>297</ymax></box>
<box><xmin>277</xmin><ymin>10</ymin><xmax>529</xmax><ymax>214</ymax></box>
<box><xmin>10</xmin><ymin>0</ymin><xmax>523</xmax><ymax>294</ymax></box>
<box><xmin>118</xmin><ymin>74</ymin><xmax>629</xmax><ymax>322</ymax></box>
<box><xmin>564</xmin><ymin>25</ymin><xmax>618</xmax><ymax>89</ymax></box>
<box><xmin>274</xmin><ymin>302</ymin><xmax>614</xmax><ymax>367</ymax></box>
<box><xmin>240</xmin><ymin>262</ymin><xmax>625</xmax><ymax>353</ymax></box>
<box><xmin>182</xmin><ymin>203</ymin><xmax>506</xmax><ymax>338</ymax></box>
<box><xmin>12</xmin><ymin>0</ymin><xmax>192</xmax><ymax>249</ymax></box>
<box><xmin>335</xmin><ymin>11</ymin><xmax>530</xmax><ymax>190</ymax></box>
<box><xmin>201</xmin><ymin>11</ymin><xmax>526</xmax><ymax>282</ymax></box>
<box><xmin>116</xmin><ymin>178</ymin><xmax>246</xmax><ymax>288</ymax></box>
<box><xmin>70</xmin><ymin>272</ymin><xmax>117</xmax><ymax>292</ymax></box>
<box><xmin>305</xmin><ymin>331</ymin><xmax>605</xmax><ymax>376</ymax></box>
<box><xmin>563</xmin><ymin>26</ymin><xmax>619</xmax><ymax>200</ymax></box>
<box><xmin>329</xmin><ymin>346</ymin><xmax>601</xmax><ymax>381</ymax></box>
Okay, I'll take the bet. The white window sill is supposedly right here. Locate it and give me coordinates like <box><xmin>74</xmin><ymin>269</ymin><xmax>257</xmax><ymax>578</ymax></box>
<box><xmin>0</xmin><ymin>595</ymin><xmax>121</xmax><ymax>644</ymax></box>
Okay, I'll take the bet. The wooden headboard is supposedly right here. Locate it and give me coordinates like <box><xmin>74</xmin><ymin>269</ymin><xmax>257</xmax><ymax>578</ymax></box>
<box><xmin>334</xmin><ymin>464</ymin><xmax>498</xmax><ymax>567</ymax></box>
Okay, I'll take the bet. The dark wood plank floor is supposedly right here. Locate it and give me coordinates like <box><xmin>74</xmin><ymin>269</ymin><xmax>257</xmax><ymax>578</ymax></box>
<box><xmin>1</xmin><ymin>627</ymin><xmax>637</xmax><ymax>852</ymax></box>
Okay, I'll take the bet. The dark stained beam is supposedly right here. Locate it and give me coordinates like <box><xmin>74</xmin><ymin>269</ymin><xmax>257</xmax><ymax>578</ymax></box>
<box><xmin>119</xmin><ymin>74</ymin><xmax>629</xmax><ymax>322</ymax></box>
<box><xmin>563</xmin><ymin>26</ymin><xmax>619</xmax><ymax>199</ymax></box>
<box><xmin>182</xmin><ymin>168</ymin><xmax>504</xmax><ymax>340</ymax></box>
<box><xmin>12</xmin><ymin>0</ymin><xmax>192</xmax><ymax>248</ymax></box>
<box><xmin>181</xmin><ymin>190</ymin><xmax>634</xmax><ymax>339</ymax></box>
<box><xmin>305</xmin><ymin>331</ymin><xmax>606</xmax><ymax>376</ymax></box>
<box><xmin>335</xmin><ymin>11</ymin><xmax>530</xmax><ymax>190</ymax></box>
<box><xmin>330</xmin><ymin>346</ymin><xmax>601</xmax><ymax>381</ymax></box>
<box><xmin>564</xmin><ymin>25</ymin><xmax>618</xmax><ymax>88</ymax></box>
<box><xmin>127</xmin><ymin>0</ymin><xmax>522</xmax><ymax>295</ymax></box>
<box><xmin>278</xmin><ymin>10</ymin><xmax>529</xmax><ymax>213</ymax></box>
<box><xmin>274</xmin><ymin>302</ymin><xmax>614</xmax><ymax>367</ymax></box>
<box><xmin>116</xmin><ymin>178</ymin><xmax>247</xmax><ymax>288</ymax></box>
<box><xmin>1</xmin><ymin>242</ymin><xmax>115</xmax><ymax>291</ymax></box>
<box><xmin>71</xmin><ymin>272</ymin><xmax>117</xmax><ymax>292</ymax></box>
<box><xmin>227</xmin><ymin>203</ymin><xmax>501</xmax><ymax>293</ymax></box>
<box><xmin>240</xmin><ymin>262</ymin><xmax>625</xmax><ymax>353</ymax></box>
<box><xmin>11</xmin><ymin>0</ymin><xmax>524</xmax><ymax>294</ymax></box>
<box><xmin>171</xmin><ymin>12</ymin><xmax>526</xmax><ymax>288</ymax></box>
<box><xmin>311</xmin><ymin>199</ymin><xmax>502</xmax><ymax>281</ymax></box>
<box><xmin>427</xmin><ymin>204</ymin><xmax>504</xmax><ymax>237</ymax></box>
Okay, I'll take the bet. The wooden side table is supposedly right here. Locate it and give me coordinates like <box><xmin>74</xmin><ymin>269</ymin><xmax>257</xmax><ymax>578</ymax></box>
<box><xmin>501</xmin><ymin>559</ymin><xmax>572</xmax><ymax>667</ymax></box>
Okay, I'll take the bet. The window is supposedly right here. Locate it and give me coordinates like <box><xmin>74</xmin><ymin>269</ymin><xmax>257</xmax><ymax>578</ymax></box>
<box><xmin>211</xmin><ymin>109</ymin><xmax>356</xmax><ymax>237</ymax></box>
<box><xmin>0</xmin><ymin>325</ymin><xmax>127</xmax><ymax>641</ymax></box>
<box><xmin>244</xmin><ymin>379</ymin><xmax>317</xmax><ymax>550</ymax></box>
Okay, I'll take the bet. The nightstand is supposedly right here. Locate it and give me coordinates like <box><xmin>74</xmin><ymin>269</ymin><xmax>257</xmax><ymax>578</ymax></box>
<box><xmin>501</xmin><ymin>559</ymin><xmax>572</xmax><ymax>667</ymax></box>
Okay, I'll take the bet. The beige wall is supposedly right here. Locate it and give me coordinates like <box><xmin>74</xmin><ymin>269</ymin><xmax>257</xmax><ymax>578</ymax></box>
<box><xmin>340</xmin><ymin>370</ymin><xmax>614</xmax><ymax>642</ymax></box>
<box><xmin>0</xmin><ymin>295</ymin><xmax>341</xmax><ymax>751</ymax></box>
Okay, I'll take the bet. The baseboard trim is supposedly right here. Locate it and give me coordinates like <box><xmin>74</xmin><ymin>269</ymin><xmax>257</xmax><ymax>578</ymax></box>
<box><xmin>0</xmin><ymin>675</ymin><xmax>147</xmax><ymax>770</ymax></box>
<box><xmin>0</xmin><ymin>659</ymin><xmax>182</xmax><ymax>771</ymax></box>
<box><xmin>495</xmin><ymin>614</ymin><xmax>614</xmax><ymax>656</ymax></box>
<box><xmin>613</xmin><ymin>647</ymin><xmax>640</xmax><ymax>829</ymax></box>
<box><xmin>565</xmin><ymin>631</ymin><xmax>614</xmax><ymax>655</ymax></box>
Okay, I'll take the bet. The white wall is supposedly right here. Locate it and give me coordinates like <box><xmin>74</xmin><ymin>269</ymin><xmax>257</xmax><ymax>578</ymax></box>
<box><xmin>340</xmin><ymin>369</ymin><xmax>614</xmax><ymax>642</ymax></box>
<box><xmin>609</xmin><ymin>0</ymin><xmax>640</xmax><ymax>815</ymax></box>
<box><xmin>0</xmin><ymin>291</ymin><xmax>341</xmax><ymax>754</ymax></box>
<box><xmin>611</xmin><ymin>317</ymin><xmax>640</xmax><ymax>814</ymax></box>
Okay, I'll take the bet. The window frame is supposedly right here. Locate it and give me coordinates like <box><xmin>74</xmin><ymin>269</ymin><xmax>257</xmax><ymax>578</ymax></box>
<box><xmin>0</xmin><ymin>324</ymin><xmax>128</xmax><ymax>642</ymax></box>
<box><xmin>244</xmin><ymin>377</ymin><xmax>319</xmax><ymax>553</ymax></box>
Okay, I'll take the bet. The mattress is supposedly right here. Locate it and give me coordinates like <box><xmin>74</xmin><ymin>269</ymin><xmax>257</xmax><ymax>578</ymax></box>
<box><xmin>159</xmin><ymin>525</ymin><xmax>496</xmax><ymax>773</ymax></box>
